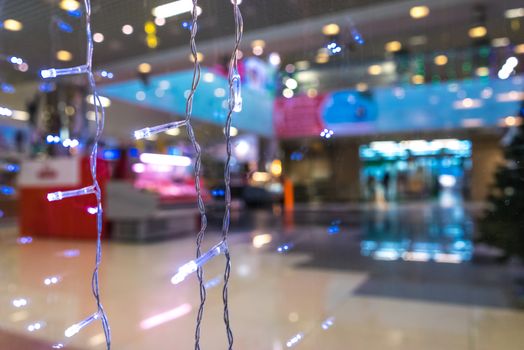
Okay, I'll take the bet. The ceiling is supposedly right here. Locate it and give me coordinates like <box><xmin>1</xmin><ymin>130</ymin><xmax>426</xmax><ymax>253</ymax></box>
<box><xmin>1</xmin><ymin>0</ymin><xmax>523</xmax><ymax>88</ymax></box>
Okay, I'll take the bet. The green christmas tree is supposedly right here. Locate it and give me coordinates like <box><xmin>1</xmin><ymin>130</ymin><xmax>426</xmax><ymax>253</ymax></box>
<box><xmin>479</xmin><ymin>102</ymin><xmax>524</xmax><ymax>260</ymax></box>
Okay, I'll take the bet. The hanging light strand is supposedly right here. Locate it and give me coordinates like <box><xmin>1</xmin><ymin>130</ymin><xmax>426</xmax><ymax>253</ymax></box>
<box><xmin>41</xmin><ymin>1</ymin><xmax>111</xmax><ymax>348</ymax></box>
<box><xmin>183</xmin><ymin>1</ymin><xmax>208</xmax><ymax>349</ymax></box>
<box><xmin>222</xmin><ymin>1</ymin><xmax>243</xmax><ymax>349</ymax></box>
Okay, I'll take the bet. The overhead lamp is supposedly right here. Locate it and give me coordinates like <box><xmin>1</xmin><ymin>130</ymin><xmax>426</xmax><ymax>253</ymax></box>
<box><xmin>122</xmin><ymin>25</ymin><xmax>133</xmax><ymax>35</ymax></box>
<box><xmin>475</xmin><ymin>67</ymin><xmax>489</xmax><ymax>77</ymax></box>
<box><xmin>56</xmin><ymin>50</ymin><xmax>73</xmax><ymax>61</ymax></box>
<box><xmin>368</xmin><ymin>64</ymin><xmax>382</xmax><ymax>75</ymax></box>
<box><xmin>515</xmin><ymin>44</ymin><xmax>524</xmax><ymax>54</ymax></box>
<box><xmin>285</xmin><ymin>78</ymin><xmax>298</xmax><ymax>90</ymax></box>
<box><xmin>93</xmin><ymin>33</ymin><xmax>104</xmax><ymax>43</ymax></box>
<box><xmin>152</xmin><ymin>0</ymin><xmax>192</xmax><ymax>19</ymax></box>
<box><xmin>269</xmin><ymin>52</ymin><xmax>281</xmax><ymax>66</ymax></box>
<box><xmin>282</xmin><ymin>88</ymin><xmax>294</xmax><ymax>99</ymax></box>
<box><xmin>138</xmin><ymin>63</ymin><xmax>152</xmax><ymax>74</ymax></box>
<box><xmin>3</xmin><ymin>19</ymin><xmax>23</xmax><ymax>31</ymax></box>
<box><xmin>322</xmin><ymin>23</ymin><xmax>340</xmax><ymax>36</ymax></box>
<box><xmin>411</xmin><ymin>74</ymin><xmax>425</xmax><ymax>85</ymax></box>
<box><xmin>59</xmin><ymin>0</ymin><xmax>80</xmax><ymax>12</ymax></box>
<box><xmin>188</xmin><ymin>52</ymin><xmax>204</xmax><ymax>63</ymax></box>
<box><xmin>154</xmin><ymin>17</ymin><xmax>166</xmax><ymax>26</ymax></box>
<box><xmin>468</xmin><ymin>26</ymin><xmax>487</xmax><ymax>38</ymax></box>
<box><xmin>492</xmin><ymin>37</ymin><xmax>510</xmax><ymax>47</ymax></box>
<box><xmin>295</xmin><ymin>60</ymin><xmax>310</xmax><ymax>70</ymax></box>
<box><xmin>434</xmin><ymin>55</ymin><xmax>448</xmax><ymax>66</ymax></box>
<box><xmin>385</xmin><ymin>41</ymin><xmax>402</xmax><ymax>53</ymax></box>
<box><xmin>315</xmin><ymin>55</ymin><xmax>329</xmax><ymax>64</ymax></box>
<box><xmin>251</xmin><ymin>39</ymin><xmax>266</xmax><ymax>49</ymax></box>
<box><xmin>505</xmin><ymin>8</ymin><xmax>524</xmax><ymax>19</ymax></box>
<box><xmin>356</xmin><ymin>82</ymin><xmax>368</xmax><ymax>92</ymax></box>
<box><xmin>410</xmin><ymin>6</ymin><xmax>429</xmax><ymax>19</ymax></box>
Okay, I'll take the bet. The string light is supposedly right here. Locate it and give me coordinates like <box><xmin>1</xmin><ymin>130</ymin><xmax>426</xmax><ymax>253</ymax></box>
<box><xmin>171</xmin><ymin>241</ymin><xmax>228</xmax><ymax>284</ymax></box>
<box><xmin>498</xmin><ymin>57</ymin><xmax>518</xmax><ymax>79</ymax></box>
<box><xmin>64</xmin><ymin>312</ymin><xmax>100</xmax><ymax>338</ymax></box>
<box><xmin>41</xmin><ymin>1</ymin><xmax>111</xmax><ymax>347</ymax></box>
<box><xmin>134</xmin><ymin>120</ymin><xmax>187</xmax><ymax>139</ymax></box>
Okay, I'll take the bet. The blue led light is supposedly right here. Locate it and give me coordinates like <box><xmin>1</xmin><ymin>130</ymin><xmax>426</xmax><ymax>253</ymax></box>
<box><xmin>57</xmin><ymin>20</ymin><xmax>73</xmax><ymax>33</ymax></box>
<box><xmin>0</xmin><ymin>186</ymin><xmax>15</xmax><ymax>196</ymax></box>
<box><xmin>102</xmin><ymin>149</ymin><xmax>121</xmax><ymax>161</ymax></box>
<box><xmin>67</xmin><ymin>9</ymin><xmax>82</xmax><ymax>18</ymax></box>
<box><xmin>128</xmin><ymin>148</ymin><xmax>139</xmax><ymax>158</ymax></box>
<box><xmin>277</xmin><ymin>242</ymin><xmax>294</xmax><ymax>253</ymax></box>
<box><xmin>1</xmin><ymin>83</ymin><xmax>15</xmax><ymax>94</ymax></box>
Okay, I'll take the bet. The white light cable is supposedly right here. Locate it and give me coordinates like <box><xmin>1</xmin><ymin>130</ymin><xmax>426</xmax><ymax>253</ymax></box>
<box><xmin>43</xmin><ymin>1</ymin><xmax>111</xmax><ymax>348</ymax></box>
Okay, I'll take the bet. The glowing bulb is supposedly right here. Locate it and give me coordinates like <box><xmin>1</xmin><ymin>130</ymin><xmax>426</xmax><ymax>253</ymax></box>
<box><xmin>93</xmin><ymin>32</ymin><xmax>104</xmax><ymax>43</ymax></box>
<box><xmin>283</xmin><ymin>88</ymin><xmax>294</xmax><ymax>98</ymax></box>
<box><xmin>368</xmin><ymin>64</ymin><xmax>382</xmax><ymax>75</ymax></box>
<box><xmin>65</xmin><ymin>312</ymin><xmax>99</xmax><ymax>338</ymax></box>
<box><xmin>138</xmin><ymin>63</ymin><xmax>152</xmax><ymax>74</ymax></box>
<box><xmin>56</xmin><ymin>50</ymin><xmax>73</xmax><ymax>61</ymax></box>
<box><xmin>59</xmin><ymin>0</ymin><xmax>80</xmax><ymax>11</ymax></box>
<box><xmin>285</xmin><ymin>78</ymin><xmax>298</xmax><ymax>89</ymax></box>
<box><xmin>47</xmin><ymin>186</ymin><xmax>95</xmax><ymax>202</ymax></box>
<box><xmin>434</xmin><ymin>55</ymin><xmax>448</xmax><ymax>66</ymax></box>
<box><xmin>231</xmin><ymin>69</ymin><xmax>242</xmax><ymax>112</ymax></box>
<box><xmin>322</xmin><ymin>23</ymin><xmax>340</xmax><ymax>36</ymax></box>
<box><xmin>171</xmin><ymin>241</ymin><xmax>228</xmax><ymax>284</ymax></box>
<box><xmin>134</xmin><ymin>120</ymin><xmax>187</xmax><ymax>140</ymax></box>
<box><xmin>269</xmin><ymin>52</ymin><xmax>281</xmax><ymax>66</ymax></box>
<box><xmin>411</xmin><ymin>74</ymin><xmax>425</xmax><ymax>84</ymax></box>
<box><xmin>122</xmin><ymin>24</ymin><xmax>133</xmax><ymax>35</ymax></box>
<box><xmin>3</xmin><ymin>19</ymin><xmax>23</xmax><ymax>31</ymax></box>
<box><xmin>410</xmin><ymin>6</ymin><xmax>429</xmax><ymax>19</ymax></box>
<box><xmin>385</xmin><ymin>41</ymin><xmax>402</xmax><ymax>53</ymax></box>
<box><xmin>203</xmin><ymin>72</ymin><xmax>215</xmax><ymax>82</ymax></box>
<box><xmin>40</xmin><ymin>64</ymin><xmax>88</xmax><ymax>79</ymax></box>
<box><xmin>154</xmin><ymin>17</ymin><xmax>166</xmax><ymax>26</ymax></box>
<box><xmin>189</xmin><ymin>52</ymin><xmax>204</xmax><ymax>63</ymax></box>
<box><xmin>469</xmin><ymin>26</ymin><xmax>487</xmax><ymax>38</ymax></box>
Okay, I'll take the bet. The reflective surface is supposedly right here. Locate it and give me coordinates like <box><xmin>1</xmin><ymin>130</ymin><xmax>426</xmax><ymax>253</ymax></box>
<box><xmin>1</xmin><ymin>200</ymin><xmax>524</xmax><ymax>349</ymax></box>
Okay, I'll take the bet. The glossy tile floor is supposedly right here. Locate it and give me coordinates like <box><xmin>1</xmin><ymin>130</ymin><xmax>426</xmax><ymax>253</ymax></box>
<box><xmin>1</xmin><ymin>199</ymin><xmax>524</xmax><ymax>349</ymax></box>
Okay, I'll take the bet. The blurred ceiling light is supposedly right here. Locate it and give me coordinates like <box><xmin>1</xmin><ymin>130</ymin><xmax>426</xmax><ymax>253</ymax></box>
<box><xmin>152</xmin><ymin>0</ymin><xmax>193</xmax><ymax>19</ymax></box>
<box><xmin>322</xmin><ymin>23</ymin><xmax>340</xmax><ymax>36</ymax></box>
<box><xmin>140</xmin><ymin>153</ymin><xmax>191</xmax><ymax>167</ymax></box>
<box><xmin>203</xmin><ymin>72</ymin><xmax>214</xmax><ymax>82</ymax></box>
<box><xmin>165</xmin><ymin>128</ymin><xmax>180</xmax><ymax>136</ymax></box>
<box><xmin>147</xmin><ymin>36</ymin><xmax>158</xmax><ymax>48</ymax></box>
<box><xmin>229</xmin><ymin>126</ymin><xmax>238</xmax><ymax>137</ymax></box>
<box><xmin>252</xmin><ymin>233</ymin><xmax>272</xmax><ymax>248</ymax></box>
<box><xmin>269</xmin><ymin>52</ymin><xmax>281</xmax><ymax>66</ymax></box>
<box><xmin>285</xmin><ymin>78</ymin><xmax>298</xmax><ymax>90</ymax></box>
<box><xmin>214</xmin><ymin>88</ymin><xmax>226</xmax><ymax>97</ymax></box>
<box><xmin>252</xmin><ymin>172</ymin><xmax>271</xmax><ymax>182</ymax></box>
<box><xmin>475</xmin><ymin>67</ymin><xmax>489</xmax><ymax>77</ymax></box>
<box><xmin>307</xmin><ymin>88</ymin><xmax>318</xmax><ymax>98</ymax></box>
<box><xmin>505</xmin><ymin>8</ymin><xmax>524</xmax><ymax>19</ymax></box>
<box><xmin>93</xmin><ymin>33</ymin><xmax>104</xmax><ymax>43</ymax></box>
<box><xmin>295</xmin><ymin>60</ymin><xmax>310</xmax><ymax>70</ymax></box>
<box><xmin>86</xmin><ymin>95</ymin><xmax>111</xmax><ymax>108</ymax></box>
<box><xmin>503</xmin><ymin>116</ymin><xmax>522</xmax><ymax>127</ymax></box>
<box><xmin>136</xmin><ymin>91</ymin><xmax>146</xmax><ymax>101</ymax></box>
<box><xmin>154</xmin><ymin>17</ymin><xmax>166</xmax><ymax>26</ymax></box>
<box><xmin>316</xmin><ymin>48</ymin><xmax>330</xmax><ymax>64</ymax></box>
<box><xmin>270</xmin><ymin>159</ymin><xmax>282</xmax><ymax>177</ymax></box>
<box><xmin>356</xmin><ymin>82</ymin><xmax>368</xmax><ymax>92</ymax></box>
<box><xmin>252</xmin><ymin>46</ymin><xmax>263</xmax><ymax>56</ymax></box>
<box><xmin>409</xmin><ymin>6</ymin><xmax>429</xmax><ymax>19</ymax></box>
<box><xmin>59</xmin><ymin>0</ymin><xmax>80</xmax><ymax>11</ymax></box>
<box><xmin>411</xmin><ymin>74</ymin><xmax>425</xmax><ymax>84</ymax></box>
<box><xmin>382</xmin><ymin>61</ymin><xmax>396</xmax><ymax>74</ymax></box>
<box><xmin>514</xmin><ymin>44</ymin><xmax>524</xmax><ymax>54</ymax></box>
<box><xmin>462</xmin><ymin>118</ymin><xmax>484</xmax><ymax>128</ymax></box>
<box><xmin>3</xmin><ymin>19</ymin><xmax>23</xmax><ymax>31</ymax></box>
<box><xmin>283</xmin><ymin>88</ymin><xmax>294</xmax><ymax>98</ymax></box>
<box><xmin>453</xmin><ymin>98</ymin><xmax>482</xmax><ymax>109</ymax></box>
<box><xmin>409</xmin><ymin>35</ymin><xmax>427</xmax><ymax>46</ymax></box>
<box><xmin>368</xmin><ymin>64</ymin><xmax>382</xmax><ymax>75</ymax></box>
<box><xmin>188</xmin><ymin>52</ymin><xmax>204</xmax><ymax>62</ymax></box>
<box><xmin>56</xmin><ymin>50</ymin><xmax>73</xmax><ymax>61</ymax></box>
<box><xmin>138</xmin><ymin>63</ymin><xmax>152</xmax><ymax>74</ymax></box>
<box><xmin>434</xmin><ymin>54</ymin><xmax>448</xmax><ymax>66</ymax></box>
<box><xmin>496</xmin><ymin>91</ymin><xmax>524</xmax><ymax>102</ymax></box>
<box><xmin>468</xmin><ymin>26</ymin><xmax>487</xmax><ymax>38</ymax></box>
<box><xmin>122</xmin><ymin>24</ymin><xmax>133</xmax><ymax>35</ymax></box>
<box><xmin>251</xmin><ymin>39</ymin><xmax>266</xmax><ymax>49</ymax></box>
<box><xmin>285</xmin><ymin>64</ymin><xmax>295</xmax><ymax>73</ymax></box>
<box><xmin>492</xmin><ymin>37</ymin><xmax>510</xmax><ymax>47</ymax></box>
<box><xmin>385</xmin><ymin>40</ymin><xmax>402</xmax><ymax>52</ymax></box>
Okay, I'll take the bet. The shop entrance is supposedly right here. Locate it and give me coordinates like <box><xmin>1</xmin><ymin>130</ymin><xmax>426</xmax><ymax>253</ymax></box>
<box><xmin>359</xmin><ymin>139</ymin><xmax>472</xmax><ymax>202</ymax></box>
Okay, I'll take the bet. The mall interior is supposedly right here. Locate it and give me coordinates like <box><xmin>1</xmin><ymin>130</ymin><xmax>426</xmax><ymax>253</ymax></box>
<box><xmin>1</xmin><ymin>0</ymin><xmax>524</xmax><ymax>349</ymax></box>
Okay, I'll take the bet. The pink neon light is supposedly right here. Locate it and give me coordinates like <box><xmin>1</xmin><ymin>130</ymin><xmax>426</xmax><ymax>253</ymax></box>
<box><xmin>139</xmin><ymin>303</ymin><xmax>192</xmax><ymax>330</ymax></box>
